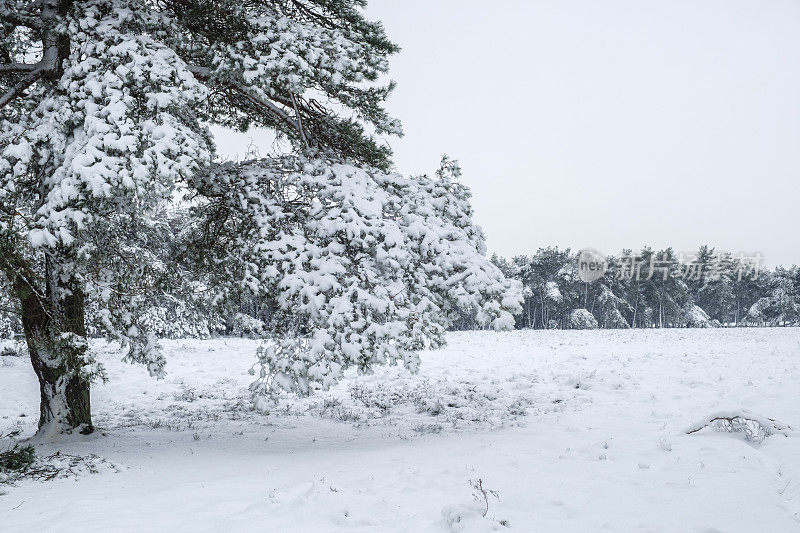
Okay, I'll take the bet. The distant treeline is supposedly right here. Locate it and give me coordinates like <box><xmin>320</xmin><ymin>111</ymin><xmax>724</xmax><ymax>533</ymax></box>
<box><xmin>453</xmin><ymin>246</ymin><xmax>799</xmax><ymax>330</ymax></box>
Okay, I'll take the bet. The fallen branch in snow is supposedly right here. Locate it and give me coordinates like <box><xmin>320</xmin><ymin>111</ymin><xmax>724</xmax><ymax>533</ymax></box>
<box><xmin>0</xmin><ymin>429</ymin><xmax>22</xmax><ymax>440</ymax></box>
<box><xmin>685</xmin><ymin>409</ymin><xmax>793</xmax><ymax>443</ymax></box>
<box><xmin>2</xmin><ymin>450</ymin><xmax>120</xmax><ymax>485</ymax></box>
<box><xmin>25</xmin><ymin>452</ymin><xmax>119</xmax><ymax>481</ymax></box>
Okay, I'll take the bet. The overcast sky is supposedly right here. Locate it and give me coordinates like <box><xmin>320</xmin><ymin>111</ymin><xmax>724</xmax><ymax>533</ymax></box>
<box><xmin>215</xmin><ymin>0</ymin><xmax>800</xmax><ymax>266</ymax></box>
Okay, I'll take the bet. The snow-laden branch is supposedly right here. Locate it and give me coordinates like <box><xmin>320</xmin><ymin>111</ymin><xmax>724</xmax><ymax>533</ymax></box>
<box><xmin>0</xmin><ymin>66</ymin><xmax>43</xmax><ymax>109</ymax></box>
<box><xmin>289</xmin><ymin>92</ymin><xmax>310</xmax><ymax>149</ymax></box>
<box><xmin>187</xmin><ymin>65</ymin><xmax>307</xmax><ymax>142</ymax></box>
<box><xmin>0</xmin><ymin>63</ymin><xmax>39</xmax><ymax>74</ymax></box>
<box><xmin>192</xmin><ymin>156</ymin><xmax>522</xmax><ymax>398</ymax></box>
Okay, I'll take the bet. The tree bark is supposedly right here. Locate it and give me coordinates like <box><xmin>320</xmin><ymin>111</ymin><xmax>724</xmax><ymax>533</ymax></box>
<box><xmin>16</xmin><ymin>265</ymin><xmax>93</xmax><ymax>436</ymax></box>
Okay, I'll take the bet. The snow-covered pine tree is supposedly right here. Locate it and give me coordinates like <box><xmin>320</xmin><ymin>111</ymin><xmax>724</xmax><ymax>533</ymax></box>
<box><xmin>747</xmin><ymin>273</ymin><xmax>799</xmax><ymax>326</ymax></box>
<box><xmin>0</xmin><ymin>1</ymin><xmax>521</xmax><ymax>436</ymax></box>
<box><xmin>595</xmin><ymin>284</ymin><xmax>631</xmax><ymax>329</ymax></box>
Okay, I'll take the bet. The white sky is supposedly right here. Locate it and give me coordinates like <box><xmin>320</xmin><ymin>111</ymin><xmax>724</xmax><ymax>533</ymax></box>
<box><xmin>214</xmin><ymin>0</ymin><xmax>800</xmax><ymax>266</ymax></box>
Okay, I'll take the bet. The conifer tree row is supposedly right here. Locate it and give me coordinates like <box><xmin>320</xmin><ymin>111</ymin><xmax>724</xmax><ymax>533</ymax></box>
<box><xmin>484</xmin><ymin>247</ymin><xmax>799</xmax><ymax>330</ymax></box>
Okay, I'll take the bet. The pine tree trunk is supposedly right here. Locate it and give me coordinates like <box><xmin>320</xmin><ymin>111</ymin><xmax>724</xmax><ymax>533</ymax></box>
<box><xmin>26</xmin><ymin>337</ymin><xmax>93</xmax><ymax>435</ymax></box>
<box><xmin>526</xmin><ymin>299</ymin><xmax>532</xmax><ymax>328</ymax></box>
<box><xmin>17</xmin><ymin>268</ymin><xmax>93</xmax><ymax>436</ymax></box>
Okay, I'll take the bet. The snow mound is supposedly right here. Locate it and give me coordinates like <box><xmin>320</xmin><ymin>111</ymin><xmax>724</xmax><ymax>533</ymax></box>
<box><xmin>685</xmin><ymin>409</ymin><xmax>793</xmax><ymax>443</ymax></box>
<box><xmin>441</xmin><ymin>502</ymin><xmax>507</xmax><ymax>532</ymax></box>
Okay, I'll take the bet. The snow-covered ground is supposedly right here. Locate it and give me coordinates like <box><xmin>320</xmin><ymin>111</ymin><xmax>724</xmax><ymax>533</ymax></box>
<box><xmin>1</xmin><ymin>328</ymin><xmax>799</xmax><ymax>532</ymax></box>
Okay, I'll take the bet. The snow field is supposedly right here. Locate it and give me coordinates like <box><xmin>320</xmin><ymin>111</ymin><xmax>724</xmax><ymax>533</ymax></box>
<box><xmin>1</xmin><ymin>328</ymin><xmax>799</xmax><ymax>532</ymax></box>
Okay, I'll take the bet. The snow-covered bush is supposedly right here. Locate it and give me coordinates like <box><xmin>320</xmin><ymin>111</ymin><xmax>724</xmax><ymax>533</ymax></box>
<box><xmin>681</xmin><ymin>305</ymin><xmax>713</xmax><ymax>328</ymax></box>
<box><xmin>229</xmin><ymin>314</ymin><xmax>267</xmax><ymax>338</ymax></box>
<box><xmin>0</xmin><ymin>340</ymin><xmax>24</xmax><ymax>358</ymax></box>
<box><xmin>747</xmin><ymin>298</ymin><xmax>771</xmax><ymax>325</ymax></box>
<box><xmin>568</xmin><ymin>309</ymin><xmax>598</xmax><ymax>330</ymax></box>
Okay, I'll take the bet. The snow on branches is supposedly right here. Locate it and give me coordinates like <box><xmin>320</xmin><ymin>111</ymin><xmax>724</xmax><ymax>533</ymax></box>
<box><xmin>0</xmin><ymin>0</ymin><xmax>519</xmax><ymax>431</ymax></box>
<box><xmin>190</xmin><ymin>155</ymin><xmax>522</xmax><ymax>398</ymax></box>
<box><xmin>1</xmin><ymin>3</ymin><xmax>211</xmax><ymax>248</ymax></box>
<box><xmin>0</xmin><ymin>2</ymin><xmax>212</xmax><ymax>379</ymax></box>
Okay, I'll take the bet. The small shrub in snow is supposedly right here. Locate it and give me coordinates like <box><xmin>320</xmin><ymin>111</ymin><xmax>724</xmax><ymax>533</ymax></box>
<box><xmin>172</xmin><ymin>386</ymin><xmax>199</xmax><ymax>403</ymax></box>
<box><xmin>441</xmin><ymin>479</ymin><xmax>508</xmax><ymax>532</ymax></box>
<box><xmin>233</xmin><ymin>156</ymin><xmax>522</xmax><ymax>400</ymax></box>
<box><xmin>681</xmin><ymin>305</ymin><xmax>714</xmax><ymax>328</ymax></box>
<box><xmin>470</xmin><ymin>478</ymin><xmax>500</xmax><ymax>517</ymax></box>
<box><xmin>568</xmin><ymin>309</ymin><xmax>598</xmax><ymax>330</ymax></box>
<box><xmin>0</xmin><ymin>341</ymin><xmax>24</xmax><ymax>358</ymax></box>
<box><xmin>413</xmin><ymin>423</ymin><xmax>444</xmax><ymax>435</ymax></box>
<box><xmin>230</xmin><ymin>314</ymin><xmax>266</xmax><ymax>338</ymax></box>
